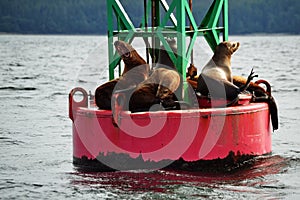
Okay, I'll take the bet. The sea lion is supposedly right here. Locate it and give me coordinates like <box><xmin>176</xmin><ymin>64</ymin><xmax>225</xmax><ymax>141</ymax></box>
<box><xmin>155</xmin><ymin>38</ymin><xmax>177</xmax><ymax>70</ymax></box>
<box><xmin>233</xmin><ymin>76</ymin><xmax>279</xmax><ymax>131</ymax></box>
<box><xmin>196</xmin><ymin>41</ymin><xmax>257</xmax><ymax>102</ymax></box>
<box><xmin>95</xmin><ymin>40</ymin><xmax>150</xmax><ymax>110</ymax></box>
<box><xmin>129</xmin><ymin>68</ymin><xmax>181</xmax><ymax>112</ymax></box>
<box><xmin>128</xmin><ymin>39</ymin><xmax>181</xmax><ymax>112</ymax></box>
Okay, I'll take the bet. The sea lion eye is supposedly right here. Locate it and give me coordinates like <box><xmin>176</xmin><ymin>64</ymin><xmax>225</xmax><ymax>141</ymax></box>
<box><xmin>124</xmin><ymin>51</ymin><xmax>130</xmax><ymax>57</ymax></box>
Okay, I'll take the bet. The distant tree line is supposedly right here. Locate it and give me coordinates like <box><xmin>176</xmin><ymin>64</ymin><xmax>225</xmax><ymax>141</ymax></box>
<box><xmin>0</xmin><ymin>0</ymin><xmax>299</xmax><ymax>35</ymax></box>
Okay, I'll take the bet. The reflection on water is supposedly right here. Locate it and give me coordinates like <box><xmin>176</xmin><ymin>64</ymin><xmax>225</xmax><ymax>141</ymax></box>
<box><xmin>69</xmin><ymin>155</ymin><xmax>288</xmax><ymax>199</ymax></box>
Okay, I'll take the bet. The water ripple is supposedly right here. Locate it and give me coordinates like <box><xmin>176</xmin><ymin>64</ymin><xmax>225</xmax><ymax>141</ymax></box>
<box><xmin>0</xmin><ymin>86</ymin><xmax>37</xmax><ymax>91</ymax></box>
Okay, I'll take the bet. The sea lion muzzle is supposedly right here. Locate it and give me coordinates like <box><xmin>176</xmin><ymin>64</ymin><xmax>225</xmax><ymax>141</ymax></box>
<box><xmin>114</xmin><ymin>41</ymin><xmax>131</xmax><ymax>58</ymax></box>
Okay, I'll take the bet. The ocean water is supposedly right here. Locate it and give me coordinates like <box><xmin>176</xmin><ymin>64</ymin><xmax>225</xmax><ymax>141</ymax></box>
<box><xmin>0</xmin><ymin>34</ymin><xmax>300</xmax><ymax>199</ymax></box>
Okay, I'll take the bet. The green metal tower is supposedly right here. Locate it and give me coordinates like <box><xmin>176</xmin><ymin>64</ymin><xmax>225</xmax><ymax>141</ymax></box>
<box><xmin>107</xmin><ymin>0</ymin><xmax>228</xmax><ymax>90</ymax></box>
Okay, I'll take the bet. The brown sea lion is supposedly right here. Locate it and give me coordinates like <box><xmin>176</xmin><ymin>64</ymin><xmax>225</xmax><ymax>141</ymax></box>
<box><xmin>95</xmin><ymin>40</ymin><xmax>150</xmax><ymax>110</ymax></box>
<box><xmin>156</xmin><ymin>38</ymin><xmax>185</xmax><ymax>103</ymax></box>
<box><xmin>196</xmin><ymin>41</ymin><xmax>257</xmax><ymax>102</ymax></box>
<box><xmin>128</xmin><ymin>39</ymin><xmax>181</xmax><ymax>112</ymax></box>
<box><xmin>129</xmin><ymin>68</ymin><xmax>181</xmax><ymax>112</ymax></box>
<box><xmin>155</xmin><ymin>38</ymin><xmax>177</xmax><ymax>70</ymax></box>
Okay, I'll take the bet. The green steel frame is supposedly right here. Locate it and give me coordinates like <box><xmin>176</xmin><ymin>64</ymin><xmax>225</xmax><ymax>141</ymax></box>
<box><xmin>107</xmin><ymin>0</ymin><xmax>228</xmax><ymax>81</ymax></box>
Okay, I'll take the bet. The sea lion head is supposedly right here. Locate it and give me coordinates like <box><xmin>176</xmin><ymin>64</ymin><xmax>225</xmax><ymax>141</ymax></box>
<box><xmin>114</xmin><ymin>40</ymin><xmax>135</xmax><ymax>60</ymax></box>
<box><xmin>156</xmin><ymin>86</ymin><xmax>173</xmax><ymax>100</ymax></box>
<box><xmin>157</xmin><ymin>38</ymin><xmax>178</xmax><ymax>70</ymax></box>
<box><xmin>165</xmin><ymin>38</ymin><xmax>177</xmax><ymax>54</ymax></box>
<box><xmin>155</xmin><ymin>69</ymin><xmax>180</xmax><ymax>100</ymax></box>
<box><xmin>215</xmin><ymin>41</ymin><xmax>240</xmax><ymax>56</ymax></box>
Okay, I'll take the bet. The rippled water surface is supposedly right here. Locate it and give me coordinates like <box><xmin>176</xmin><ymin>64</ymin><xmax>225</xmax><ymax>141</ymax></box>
<box><xmin>0</xmin><ymin>35</ymin><xmax>299</xmax><ymax>199</ymax></box>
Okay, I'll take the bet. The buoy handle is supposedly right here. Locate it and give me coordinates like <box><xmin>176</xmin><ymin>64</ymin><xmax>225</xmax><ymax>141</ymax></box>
<box><xmin>255</xmin><ymin>80</ymin><xmax>272</xmax><ymax>96</ymax></box>
<box><xmin>69</xmin><ymin>87</ymin><xmax>88</xmax><ymax>121</ymax></box>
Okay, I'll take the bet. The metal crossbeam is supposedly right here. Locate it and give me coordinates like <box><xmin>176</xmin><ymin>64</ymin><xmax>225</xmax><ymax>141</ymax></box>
<box><xmin>106</xmin><ymin>0</ymin><xmax>229</xmax><ymax>82</ymax></box>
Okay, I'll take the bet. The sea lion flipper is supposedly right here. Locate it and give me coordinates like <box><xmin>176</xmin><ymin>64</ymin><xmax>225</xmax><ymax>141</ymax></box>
<box><xmin>239</xmin><ymin>68</ymin><xmax>258</xmax><ymax>92</ymax></box>
<box><xmin>269</xmin><ymin>96</ymin><xmax>279</xmax><ymax>131</ymax></box>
